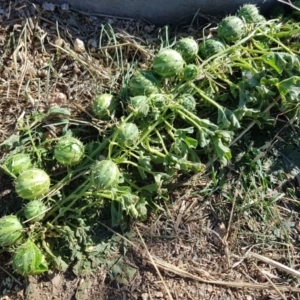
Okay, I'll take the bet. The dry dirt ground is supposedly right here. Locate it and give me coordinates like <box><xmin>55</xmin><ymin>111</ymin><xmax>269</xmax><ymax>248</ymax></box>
<box><xmin>1</xmin><ymin>1</ymin><xmax>300</xmax><ymax>300</ymax></box>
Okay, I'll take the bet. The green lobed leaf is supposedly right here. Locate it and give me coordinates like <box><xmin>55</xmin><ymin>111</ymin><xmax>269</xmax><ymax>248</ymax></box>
<box><xmin>261</xmin><ymin>53</ymin><xmax>300</xmax><ymax>75</ymax></box>
<box><xmin>137</xmin><ymin>152</ymin><xmax>152</xmax><ymax>179</ymax></box>
<box><xmin>212</xmin><ymin>137</ymin><xmax>232</xmax><ymax>165</ymax></box>
<box><xmin>276</xmin><ymin>76</ymin><xmax>300</xmax><ymax>101</ymax></box>
<box><xmin>0</xmin><ymin>134</ymin><xmax>20</xmax><ymax>148</ymax></box>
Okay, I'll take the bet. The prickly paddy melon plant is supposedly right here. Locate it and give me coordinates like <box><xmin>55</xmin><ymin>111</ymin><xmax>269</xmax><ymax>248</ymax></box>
<box><xmin>116</xmin><ymin>122</ymin><xmax>140</xmax><ymax>146</ymax></box>
<box><xmin>183</xmin><ymin>64</ymin><xmax>199</xmax><ymax>81</ymax></box>
<box><xmin>128</xmin><ymin>95</ymin><xmax>150</xmax><ymax>117</ymax></box>
<box><xmin>129</xmin><ymin>70</ymin><xmax>160</xmax><ymax>96</ymax></box>
<box><xmin>1</xmin><ymin>2</ymin><xmax>300</xmax><ymax>277</ymax></box>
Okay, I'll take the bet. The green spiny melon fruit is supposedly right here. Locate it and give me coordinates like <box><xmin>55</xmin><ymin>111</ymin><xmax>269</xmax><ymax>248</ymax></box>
<box><xmin>237</xmin><ymin>4</ymin><xmax>260</xmax><ymax>23</ymax></box>
<box><xmin>218</xmin><ymin>16</ymin><xmax>245</xmax><ymax>43</ymax></box>
<box><xmin>153</xmin><ymin>49</ymin><xmax>185</xmax><ymax>78</ymax></box>
<box><xmin>129</xmin><ymin>71</ymin><xmax>160</xmax><ymax>96</ymax></box>
<box><xmin>12</xmin><ymin>240</ymin><xmax>48</xmax><ymax>275</ymax></box>
<box><xmin>15</xmin><ymin>169</ymin><xmax>50</xmax><ymax>200</ymax></box>
<box><xmin>54</xmin><ymin>137</ymin><xmax>84</xmax><ymax>166</ymax></box>
<box><xmin>183</xmin><ymin>64</ymin><xmax>199</xmax><ymax>81</ymax></box>
<box><xmin>5</xmin><ymin>153</ymin><xmax>32</xmax><ymax>176</ymax></box>
<box><xmin>91</xmin><ymin>160</ymin><xmax>120</xmax><ymax>190</ymax></box>
<box><xmin>24</xmin><ymin>200</ymin><xmax>47</xmax><ymax>222</ymax></box>
<box><xmin>116</xmin><ymin>122</ymin><xmax>139</xmax><ymax>146</ymax></box>
<box><xmin>199</xmin><ymin>38</ymin><xmax>226</xmax><ymax>58</ymax></box>
<box><xmin>128</xmin><ymin>96</ymin><xmax>150</xmax><ymax>116</ymax></box>
<box><xmin>93</xmin><ymin>93</ymin><xmax>116</xmax><ymax>119</ymax></box>
<box><xmin>174</xmin><ymin>37</ymin><xmax>198</xmax><ymax>62</ymax></box>
<box><xmin>0</xmin><ymin>215</ymin><xmax>23</xmax><ymax>247</ymax></box>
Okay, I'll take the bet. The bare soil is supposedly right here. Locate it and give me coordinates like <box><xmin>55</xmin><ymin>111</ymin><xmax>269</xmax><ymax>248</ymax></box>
<box><xmin>1</xmin><ymin>1</ymin><xmax>300</xmax><ymax>300</ymax></box>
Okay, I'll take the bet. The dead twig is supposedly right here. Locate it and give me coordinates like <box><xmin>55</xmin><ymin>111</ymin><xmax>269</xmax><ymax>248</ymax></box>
<box><xmin>277</xmin><ymin>0</ymin><xmax>300</xmax><ymax>11</ymax></box>
<box><xmin>136</xmin><ymin>226</ymin><xmax>174</xmax><ymax>300</ymax></box>
<box><xmin>148</xmin><ymin>256</ymin><xmax>300</xmax><ymax>292</ymax></box>
<box><xmin>247</xmin><ymin>251</ymin><xmax>300</xmax><ymax>279</ymax></box>
<box><xmin>253</xmin><ymin>263</ymin><xmax>287</xmax><ymax>300</ymax></box>
<box><xmin>0</xmin><ymin>266</ymin><xmax>23</xmax><ymax>286</ymax></box>
<box><xmin>223</xmin><ymin>172</ymin><xmax>242</xmax><ymax>267</ymax></box>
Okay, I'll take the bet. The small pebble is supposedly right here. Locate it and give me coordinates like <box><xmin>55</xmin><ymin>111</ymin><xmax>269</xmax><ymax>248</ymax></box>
<box><xmin>88</xmin><ymin>39</ymin><xmax>98</xmax><ymax>48</ymax></box>
<box><xmin>141</xmin><ymin>293</ymin><xmax>149</xmax><ymax>300</ymax></box>
<box><xmin>60</xmin><ymin>3</ymin><xmax>69</xmax><ymax>11</ymax></box>
<box><xmin>49</xmin><ymin>92</ymin><xmax>67</xmax><ymax>105</ymax></box>
<box><xmin>42</xmin><ymin>2</ymin><xmax>55</xmax><ymax>11</ymax></box>
<box><xmin>74</xmin><ymin>38</ymin><xmax>85</xmax><ymax>53</ymax></box>
<box><xmin>54</xmin><ymin>38</ymin><xmax>64</xmax><ymax>47</ymax></box>
<box><xmin>154</xmin><ymin>291</ymin><xmax>163</xmax><ymax>298</ymax></box>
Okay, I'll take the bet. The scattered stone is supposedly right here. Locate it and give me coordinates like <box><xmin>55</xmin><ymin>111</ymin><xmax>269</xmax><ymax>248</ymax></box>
<box><xmin>144</xmin><ymin>25</ymin><xmax>155</xmax><ymax>33</ymax></box>
<box><xmin>49</xmin><ymin>92</ymin><xmax>67</xmax><ymax>106</ymax></box>
<box><xmin>42</xmin><ymin>3</ymin><xmax>55</xmax><ymax>11</ymax></box>
<box><xmin>88</xmin><ymin>39</ymin><xmax>98</xmax><ymax>48</ymax></box>
<box><xmin>54</xmin><ymin>38</ymin><xmax>64</xmax><ymax>47</ymax></box>
<box><xmin>74</xmin><ymin>38</ymin><xmax>86</xmax><ymax>53</ymax></box>
<box><xmin>141</xmin><ymin>293</ymin><xmax>149</xmax><ymax>300</ymax></box>
<box><xmin>60</xmin><ymin>3</ymin><xmax>69</xmax><ymax>11</ymax></box>
<box><xmin>154</xmin><ymin>291</ymin><xmax>163</xmax><ymax>298</ymax></box>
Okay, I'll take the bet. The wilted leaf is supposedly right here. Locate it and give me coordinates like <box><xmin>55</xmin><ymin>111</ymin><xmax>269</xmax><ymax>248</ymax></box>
<box><xmin>0</xmin><ymin>134</ymin><xmax>20</xmax><ymax>148</ymax></box>
<box><xmin>212</xmin><ymin>137</ymin><xmax>232</xmax><ymax>165</ymax></box>
<box><xmin>47</xmin><ymin>105</ymin><xmax>71</xmax><ymax>116</ymax></box>
<box><xmin>276</xmin><ymin>76</ymin><xmax>300</xmax><ymax>101</ymax></box>
<box><xmin>262</xmin><ymin>52</ymin><xmax>300</xmax><ymax>75</ymax></box>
